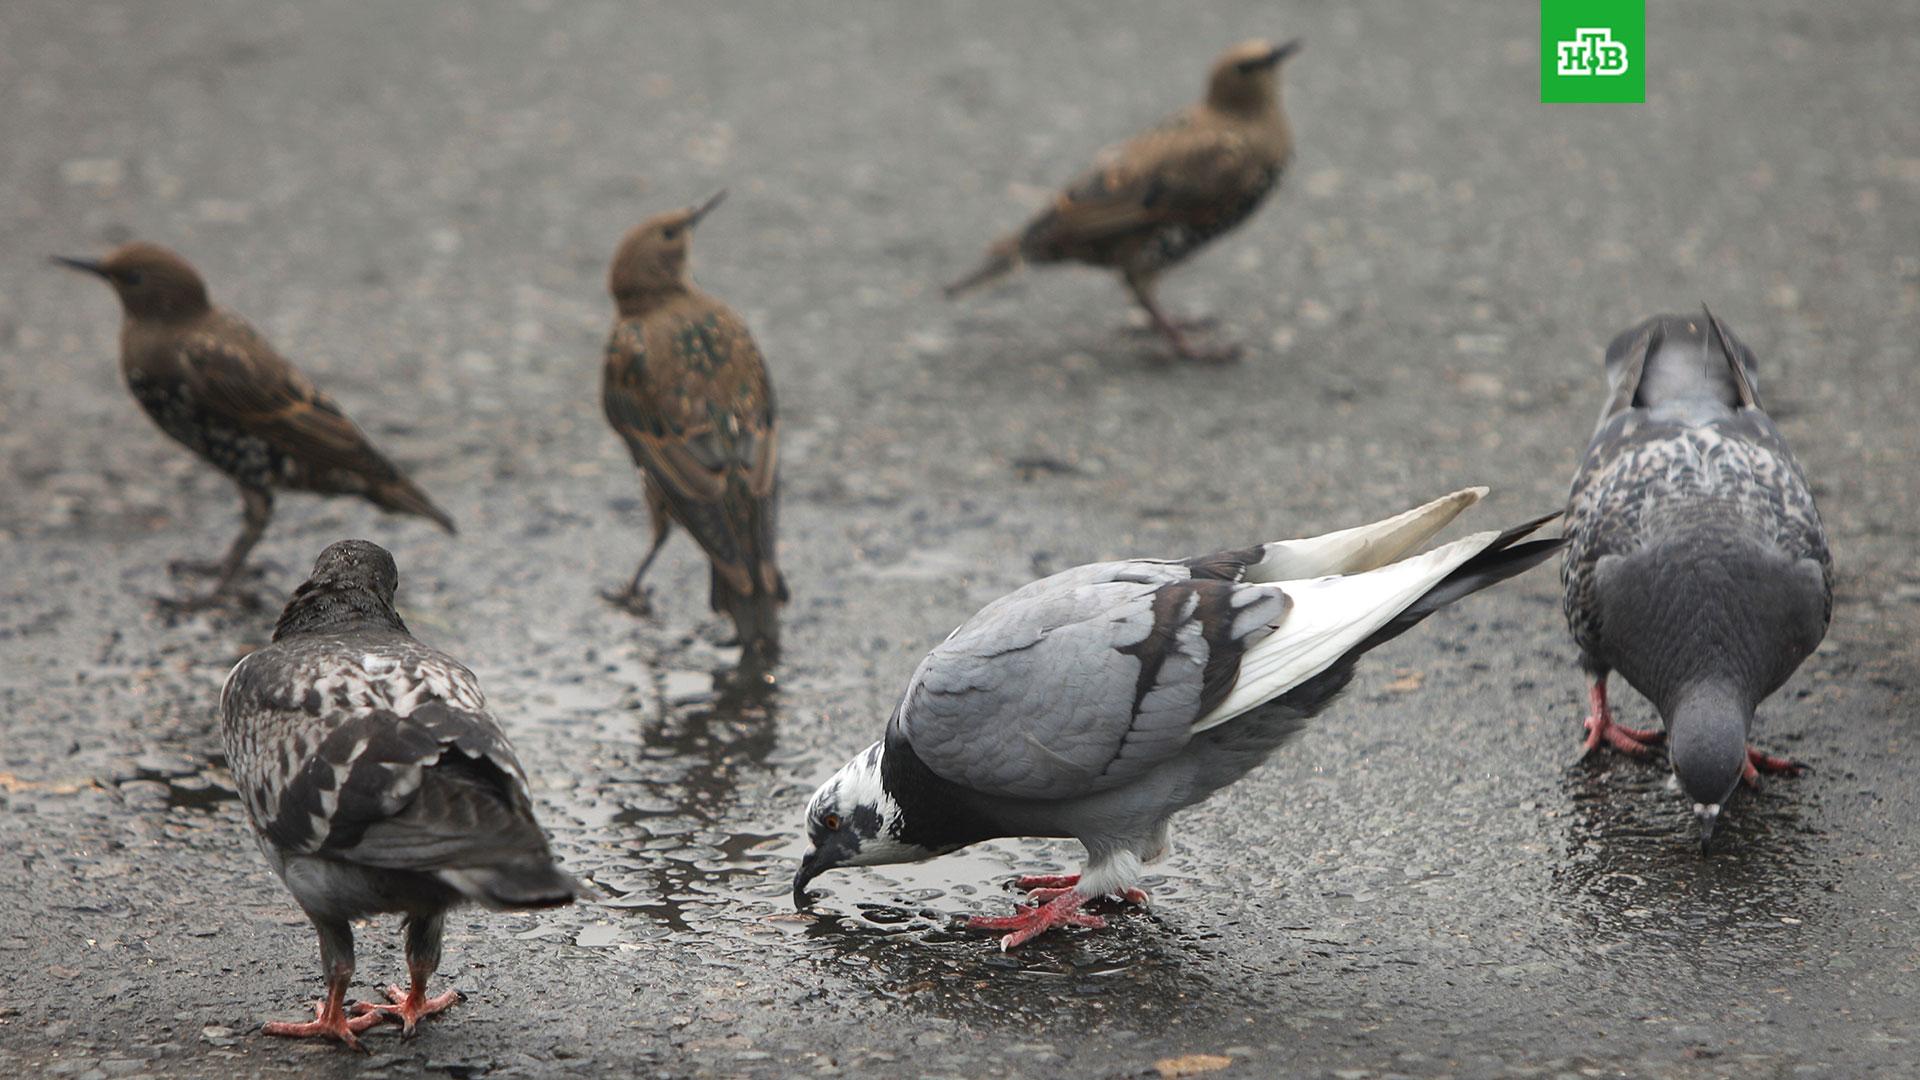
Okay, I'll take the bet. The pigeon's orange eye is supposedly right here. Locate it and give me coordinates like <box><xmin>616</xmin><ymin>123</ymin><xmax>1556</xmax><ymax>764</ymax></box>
<box><xmin>822</xmin><ymin>814</ymin><xmax>842</xmax><ymax>831</ymax></box>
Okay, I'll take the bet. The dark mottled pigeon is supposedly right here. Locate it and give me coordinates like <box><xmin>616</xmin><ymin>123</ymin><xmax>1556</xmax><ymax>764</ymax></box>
<box><xmin>1561</xmin><ymin>309</ymin><xmax>1832</xmax><ymax>851</ymax></box>
<box><xmin>794</xmin><ymin>489</ymin><xmax>1562</xmax><ymax>948</ymax></box>
<box><xmin>221</xmin><ymin>540</ymin><xmax>573</xmax><ymax>1049</ymax></box>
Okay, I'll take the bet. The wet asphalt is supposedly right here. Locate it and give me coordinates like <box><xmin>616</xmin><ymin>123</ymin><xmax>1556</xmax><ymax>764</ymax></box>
<box><xmin>2</xmin><ymin>1</ymin><xmax>1918</xmax><ymax>1077</ymax></box>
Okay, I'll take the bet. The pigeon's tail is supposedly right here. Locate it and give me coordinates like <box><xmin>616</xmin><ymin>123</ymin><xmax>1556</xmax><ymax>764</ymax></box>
<box><xmin>1239</xmin><ymin>487</ymin><xmax>1489</xmax><ymax>582</ymax></box>
<box><xmin>943</xmin><ymin>235</ymin><xmax>1023</xmax><ymax>299</ymax></box>
<box><xmin>1196</xmin><ymin>507</ymin><xmax>1564</xmax><ymax>732</ymax></box>
<box><xmin>370</xmin><ymin>475</ymin><xmax>458</xmax><ymax>534</ymax></box>
<box><xmin>1351</xmin><ymin>511</ymin><xmax>1565</xmax><ymax>656</ymax></box>
<box><xmin>443</xmin><ymin>858</ymin><xmax>577</xmax><ymax>911</ymax></box>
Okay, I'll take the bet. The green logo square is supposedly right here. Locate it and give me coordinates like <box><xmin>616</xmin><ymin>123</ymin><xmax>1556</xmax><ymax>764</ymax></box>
<box><xmin>1542</xmin><ymin>0</ymin><xmax>1645</xmax><ymax>103</ymax></box>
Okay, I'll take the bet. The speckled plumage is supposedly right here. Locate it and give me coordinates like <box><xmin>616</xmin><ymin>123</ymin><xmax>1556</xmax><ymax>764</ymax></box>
<box><xmin>221</xmin><ymin>540</ymin><xmax>571</xmax><ymax>1048</ymax></box>
<box><xmin>797</xmin><ymin>490</ymin><xmax>1563</xmax><ymax>947</ymax></box>
<box><xmin>601</xmin><ymin>193</ymin><xmax>787</xmax><ymax>659</ymax></box>
<box><xmin>946</xmin><ymin>39</ymin><xmax>1300</xmax><ymax>362</ymax></box>
<box><xmin>57</xmin><ymin>243</ymin><xmax>454</xmax><ymax>605</ymax></box>
<box><xmin>1561</xmin><ymin>311</ymin><xmax>1831</xmax><ymax>849</ymax></box>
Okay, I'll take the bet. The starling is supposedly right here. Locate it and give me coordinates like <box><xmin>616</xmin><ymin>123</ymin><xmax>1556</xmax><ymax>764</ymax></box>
<box><xmin>945</xmin><ymin>38</ymin><xmax>1301</xmax><ymax>363</ymax></box>
<box><xmin>1562</xmin><ymin>309</ymin><xmax>1832</xmax><ymax>852</ymax></box>
<box><xmin>601</xmin><ymin>192</ymin><xmax>788</xmax><ymax>660</ymax></box>
<box><xmin>221</xmin><ymin>540</ymin><xmax>575</xmax><ymax>1049</ymax></box>
<box><xmin>794</xmin><ymin>489</ymin><xmax>1563</xmax><ymax>948</ymax></box>
<box><xmin>54</xmin><ymin>243</ymin><xmax>455</xmax><ymax>606</ymax></box>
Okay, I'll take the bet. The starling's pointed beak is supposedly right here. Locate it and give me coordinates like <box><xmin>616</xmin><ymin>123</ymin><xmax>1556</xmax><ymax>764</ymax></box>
<box><xmin>1267</xmin><ymin>39</ymin><xmax>1303</xmax><ymax>66</ymax></box>
<box><xmin>51</xmin><ymin>255</ymin><xmax>109</xmax><ymax>278</ymax></box>
<box><xmin>1694</xmin><ymin>803</ymin><xmax>1721</xmax><ymax>856</ymax></box>
<box><xmin>793</xmin><ymin>847</ymin><xmax>826</xmax><ymax>909</ymax></box>
<box><xmin>688</xmin><ymin>189</ymin><xmax>728</xmax><ymax>229</ymax></box>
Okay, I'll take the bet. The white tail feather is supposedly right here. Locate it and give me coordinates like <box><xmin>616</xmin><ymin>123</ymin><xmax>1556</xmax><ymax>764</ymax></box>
<box><xmin>1194</xmin><ymin>527</ymin><xmax>1505</xmax><ymax>732</ymax></box>
<box><xmin>1240</xmin><ymin>487</ymin><xmax>1487</xmax><ymax>583</ymax></box>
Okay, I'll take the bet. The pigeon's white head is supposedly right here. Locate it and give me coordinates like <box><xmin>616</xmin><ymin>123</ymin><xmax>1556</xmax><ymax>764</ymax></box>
<box><xmin>793</xmin><ymin>740</ymin><xmax>933</xmax><ymax>907</ymax></box>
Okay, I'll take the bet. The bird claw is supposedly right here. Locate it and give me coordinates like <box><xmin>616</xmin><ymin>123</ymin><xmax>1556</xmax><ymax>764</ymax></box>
<box><xmin>261</xmin><ymin>999</ymin><xmax>383</xmax><ymax>1051</ymax></box>
<box><xmin>968</xmin><ymin>889</ymin><xmax>1114</xmax><ymax>949</ymax></box>
<box><xmin>1741</xmin><ymin>746</ymin><xmax>1802</xmax><ymax>788</ymax></box>
<box><xmin>600</xmin><ymin>586</ymin><xmax>654</xmax><ymax>616</ymax></box>
<box><xmin>350</xmin><ymin>984</ymin><xmax>463</xmax><ymax>1038</ymax></box>
<box><xmin>1013</xmin><ymin>874</ymin><xmax>1149</xmax><ymax>907</ymax></box>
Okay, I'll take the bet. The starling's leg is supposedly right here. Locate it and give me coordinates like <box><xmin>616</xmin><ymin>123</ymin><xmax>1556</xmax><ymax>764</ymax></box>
<box><xmin>1741</xmin><ymin>745</ymin><xmax>1803</xmax><ymax>788</ymax></box>
<box><xmin>1124</xmin><ymin>274</ymin><xmax>1240</xmax><ymax>364</ymax></box>
<box><xmin>603</xmin><ymin>481</ymin><xmax>672</xmax><ymax>614</ymax></box>
<box><xmin>967</xmin><ymin>889</ymin><xmax>1109</xmax><ymax>950</ymax></box>
<box><xmin>263</xmin><ymin>916</ymin><xmax>380</xmax><ymax>1051</ymax></box>
<box><xmin>1012</xmin><ymin>873</ymin><xmax>1148</xmax><ymax>906</ymax></box>
<box><xmin>1579</xmin><ymin>675</ymin><xmax>1663</xmax><ymax>758</ymax></box>
<box><xmin>170</xmin><ymin>486</ymin><xmax>272</xmax><ymax>582</ymax></box>
<box><xmin>353</xmin><ymin>912</ymin><xmax>460</xmax><ymax>1037</ymax></box>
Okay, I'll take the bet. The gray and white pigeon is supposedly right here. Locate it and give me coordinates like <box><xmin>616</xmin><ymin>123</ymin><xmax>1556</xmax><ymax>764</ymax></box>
<box><xmin>794</xmin><ymin>489</ymin><xmax>1561</xmax><ymax>948</ymax></box>
<box><xmin>1561</xmin><ymin>308</ymin><xmax>1832</xmax><ymax>852</ymax></box>
<box><xmin>220</xmin><ymin>540</ymin><xmax>574</xmax><ymax>1049</ymax></box>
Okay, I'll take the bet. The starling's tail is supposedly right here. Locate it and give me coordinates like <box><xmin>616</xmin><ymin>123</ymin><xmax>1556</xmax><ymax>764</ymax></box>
<box><xmin>371</xmin><ymin>476</ymin><xmax>458</xmax><ymax>534</ymax></box>
<box><xmin>444</xmin><ymin>858</ymin><xmax>577</xmax><ymax>911</ymax></box>
<box><xmin>943</xmin><ymin>235</ymin><xmax>1023</xmax><ymax>298</ymax></box>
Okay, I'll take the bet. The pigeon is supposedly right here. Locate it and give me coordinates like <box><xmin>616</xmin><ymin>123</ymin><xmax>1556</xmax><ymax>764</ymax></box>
<box><xmin>221</xmin><ymin>540</ymin><xmax>574</xmax><ymax>1049</ymax></box>
<box><xmin>945</xmin><ymin>38</ymin><xmax>1301</xmax><ymax>363</ymax></box>
<box><xmin>54</xmin><ymin>243</ymin><xmax>455</xmax><ymax>606</ymax></box>
<box><xmin>1561</xmin><ymin>308</ymin><xmax>1832</xmax><ymax>851</ymax></box>
<box><xmin>601</xmin><ymin>192</ymin><xmax>788</xmax><ymax>661</ymax></box>
<box><xmin>794</xmin><ymin>489</ymin><xmax>1561</xmax><ymax>948</ymax></box>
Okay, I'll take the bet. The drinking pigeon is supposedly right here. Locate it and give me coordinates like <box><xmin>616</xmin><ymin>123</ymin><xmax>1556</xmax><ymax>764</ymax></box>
<box><xmin>54</xmin><ymin>243</ymin><xmax>455</xmax><ymax>606</ymax></box>
<box><xmin>221</xmin><ymin>540</ymin><xmax>574</xmax><ymax>1048</ymax></box>
<box><xmin>794</xmin><ymin>489</ymin><xmax>1561</xmax><ymax>948</ymax></box>
<box><xmin>1561</xmin><ymin>308</ymin><xmax>1832</xmax><ymax>851</ymax></box>
<box><xmin>601</xmin><ymin>192</ymin><xmax>788</xmax><ymax>661</ymax></box>
<box><xmin>945</xmin><ymin>38</ymin><xmax>1301</xmax><ymax>362</ymax></box>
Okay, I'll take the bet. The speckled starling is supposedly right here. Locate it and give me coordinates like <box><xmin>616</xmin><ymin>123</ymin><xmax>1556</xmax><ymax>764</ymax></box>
<box><xmin>221</xmin><ymin>540</ymin><xmax>574</xmax><ymax>1049</ymax></box>
<box><xmin>55</xmin><ymin>243</ymin><xmax>455</xmax><ymax>605</ymax></box>
<box><xmin>946</xmin><ymin>38</ymin><xmax>1301</xmax><ymax>362</ymax></box>
<box><xmin>600</xmin><ymin>192</ymin><xmax>788</xmax><ymax>660</ymax></box>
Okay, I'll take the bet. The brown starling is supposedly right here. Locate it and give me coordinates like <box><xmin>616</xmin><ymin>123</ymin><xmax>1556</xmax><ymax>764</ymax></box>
<box><xmin>946</xmin><ymin>38</ymin><xmax>1301</xmax><ymax>363</ymax></box>
<box><xmin>601</xmin><ymin>192</ymin><xmax>788</xmax><ymax>659</ymax></box>
<box><xmin>55</xmin><ymin>243</ymin><xmax>455</xmax><ymax>605</ymax></box>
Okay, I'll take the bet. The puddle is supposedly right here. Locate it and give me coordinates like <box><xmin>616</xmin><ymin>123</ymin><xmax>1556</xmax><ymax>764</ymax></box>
<box><xmin>1547</xmin><ymin>754</ymin><xmax>1835</xmax><ymax>978</ymax></box>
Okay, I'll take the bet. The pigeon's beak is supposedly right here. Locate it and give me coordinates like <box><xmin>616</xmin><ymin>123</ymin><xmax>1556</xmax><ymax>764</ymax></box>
<box><xmin>51</xmin><ymin>255</ymin><xmax>109</xmax><ymax>278</ymax></box>
<box><xmin>687</xmin><ymin>189</ymin><xmax>728</xmax><ymax>229</ymax></box>
<box><xmin>793</xmin><ymin>847</ymin><xmax>829</xmax><ymax>909</ymax></box>
<box><xmin>1694</xmin><ymin>802</ymin><xmax>1722</xmax><ymax>855</ymax></box>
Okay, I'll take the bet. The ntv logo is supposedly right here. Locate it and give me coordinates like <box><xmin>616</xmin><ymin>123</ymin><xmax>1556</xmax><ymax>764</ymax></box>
<box><xmin>1556</xmin><ymin>28</ymin><xmax>1630</xmax><ymax>76</ymax></box>
<box><xmin>1541</xmin><ymin>1</ymin><xmax>1642</xmax><ymax>102</ymax></box>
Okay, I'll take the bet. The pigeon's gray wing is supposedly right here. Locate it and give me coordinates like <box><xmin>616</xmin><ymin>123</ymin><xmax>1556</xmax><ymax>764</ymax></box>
<box><xmin>221</xmin><ymin>640</ymin><xmax>548</xmax><ymax>871</ymax></box>
<box><xmin>900</xmin><ymin>561</ymin><xmax>1289</xmax><ymax>801</ymax></box>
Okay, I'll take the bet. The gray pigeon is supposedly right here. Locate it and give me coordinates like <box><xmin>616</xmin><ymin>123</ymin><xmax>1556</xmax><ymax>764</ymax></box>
<box><xmin>1561</xmin><ymin>309</ymin><xmax>1832</xmax><ymax>852</ymax></box>
<box><xmin>221</xmin><ymin>540</ymin><xmax>574</xmax><ymax>1049</ymax></box>
<box><xmin>794</xmin><ymin>489</ymin><xmax>1561</xmax><ymax>948</ymax></box>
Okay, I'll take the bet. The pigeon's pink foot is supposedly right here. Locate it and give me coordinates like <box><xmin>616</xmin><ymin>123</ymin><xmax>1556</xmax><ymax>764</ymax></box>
<box><xmin>1014</xmin><ymin>873</ymin><xmax>1082</xmax><ymax>890</ymax></box>
<box><xmin>1014</xmin><ymin>874</ymin><xmax>1148</xmax><ymax>906</ymax></box>
<box><xmin>262</xmin><ymin>990</ymin><xmax>382</xmax><ymax>1051</ymax></box>
<box><xmin>968</xmin><ymin>890</ymin><xmax>1107</xmax><ymax>949</ymax></box>
<box><xmin>1741</xmin><ymin>745</ymin><xmax>1802</xmax><ymax>788</ymax></box>
<box><xmin>1579</xmin><ymin>681</ymin><xmax>1663</xmax><ymax>757</ymax></box>
<box><xmin>1026</xmin><ymin>884</ymin><xmax>1150</xmax><ymax>906</ymax></box>
<box><xmin>351</xmin><ymin>981</ymin><xmax>462</xmax><ymax>1038</ymax></box>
